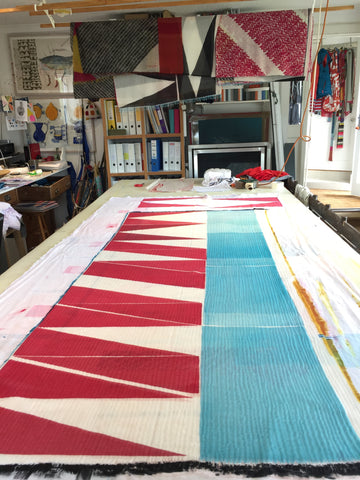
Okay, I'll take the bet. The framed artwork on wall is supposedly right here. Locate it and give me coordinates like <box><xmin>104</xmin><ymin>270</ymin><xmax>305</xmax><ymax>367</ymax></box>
<box><xmin>8</xmin><ymin>34</ymin><xmax>73</xmax><ymax>97</ymax></box>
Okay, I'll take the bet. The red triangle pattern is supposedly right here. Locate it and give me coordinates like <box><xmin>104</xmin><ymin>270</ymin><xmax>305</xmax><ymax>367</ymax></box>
<box><xmin>122</xmin><ymin>219</ymin><xmax>203</xmax><ymax>230</ymax></box>
<box><xmin>113</xmin><ymin>232</ymin><xmax>199</xmax><ymax>241</ymax></box>
<box><xmin>136</xmin><ymin>197</ymin><xmax>282</xmax><ymax>210</ymax></box>
<box><xmin>0</xmin><ymin>360</ymin><xmax>186</xmax><ymax>399</ymax></box>
<box><xmin>27</xmin><ymin>355</ymin><xmax>199</xmax><ymax>394</ymax></box>
<box><xmin>128</xmin><ymin>211</ymin><xmax>198</xmax><ymax>217</ymax></box>
<box><xmin>138</xmin><ymin>201</ymin><xmax>199</xmax><ymax>209</ymax></box>
<box><xmin>0</xmin><ymin>406</ymin><xmax>181</xmax><ymax>456</ymax></box>
<box><xmin>16</xmin><ymin>329</ymin><xmax>187</xmax><ymax>359</ymax></box>
<box><xmin>105</xmin><ymin>240</ymin><xmax>206</xmax><ymax>259</ymax></box>
<box><xmin>0</xmin><ymin>209</ymin><xmax>205</xmax><ymax>458</ymax></box>
<box><xmin>92</xmin><ymin>259</ymin><xmax>206</xmax><ymax>272</ymax></box>
<box><xmin>49</xmin><ymin>286</ymin><xmax>202</xmax><ymax>326</ymax></box>
<box><xmin>137</xmin><ymin>197</ymin><xmax>201</xmax><ymax>208</ymax></box>
<box><xmin>42</xmin><ymin>304</ymin><xmax>192</xmax><ymax>328</ymax></box>
<box><xmin>85</xmin><ymin>260</ymin><xmax>205</xmax><ymax>288</ymax></box>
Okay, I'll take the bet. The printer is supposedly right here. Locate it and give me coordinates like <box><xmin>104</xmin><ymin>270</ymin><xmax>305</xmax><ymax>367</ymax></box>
<box><xmin>0</xmin><ymin>141</ymin><xmax>15</xmax><ymax>158</ymax></box>
<box><xmin>0</xmin><ymin>141</ymin><xmax>27</xmax><ymax>167</ymax></box>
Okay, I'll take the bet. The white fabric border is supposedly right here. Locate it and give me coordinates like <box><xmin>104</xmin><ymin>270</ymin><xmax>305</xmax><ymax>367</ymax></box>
<box><xmin>0</xmin><ymin>196</ymin><xmax>141</xmax><ymax>366</ymax></box>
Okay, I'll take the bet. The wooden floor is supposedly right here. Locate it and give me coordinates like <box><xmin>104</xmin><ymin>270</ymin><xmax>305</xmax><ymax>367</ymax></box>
<box><xmin>310</xmin><ymin>189</ymin><xmax>360</xmax><ymax>209</ymax></box>
<box><xmin>310</xmin><ymin>189</ymin><xmax>360</xmax><ymax>231</ymax></box>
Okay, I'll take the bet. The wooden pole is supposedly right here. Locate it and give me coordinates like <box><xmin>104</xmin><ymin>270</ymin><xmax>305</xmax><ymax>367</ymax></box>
<box><xmin>2</xmin><ymin>0</ymin><xmax>254</xmax><ymax>14</ymax></box>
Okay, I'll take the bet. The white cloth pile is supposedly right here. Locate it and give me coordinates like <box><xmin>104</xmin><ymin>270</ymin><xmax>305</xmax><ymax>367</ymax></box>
<box><xmin>0</xmin><ymin>202</ymin><xmax>22</xmax><ymax>237</ymax></box>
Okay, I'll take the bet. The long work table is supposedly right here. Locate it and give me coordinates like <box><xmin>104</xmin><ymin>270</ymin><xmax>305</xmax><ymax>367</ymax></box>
<box><xmin>0</xmin><ymin>178</ymin><xmax>359</xmax><ymax>479</ymax></box>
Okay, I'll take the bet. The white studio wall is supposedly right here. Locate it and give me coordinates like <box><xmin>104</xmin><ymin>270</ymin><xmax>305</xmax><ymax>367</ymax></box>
<box><xmin>302</xmin><ymin>25</ymin><xmax>360</xmax><ymax>190</ymax></box>
<box><xmin>0</xmin><ymin>24</ymin><xmax>104</xmax><ymax>177</ymax></box>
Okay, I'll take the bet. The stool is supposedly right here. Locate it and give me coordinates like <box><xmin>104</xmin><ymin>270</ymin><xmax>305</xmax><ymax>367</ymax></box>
<box><xmin>15</xmin><ymin>201</ymin><xmax>58</xmax><ymax>250</ymax></box>
<box><xmin>3</xmin><ymin>225</ymin><xmax>28</xmax><ymax>268</ymax></box>
<box><xmin>31</xmin><ymin>211</ymin><xmax>50</xmax><ymax>241</ymax></box>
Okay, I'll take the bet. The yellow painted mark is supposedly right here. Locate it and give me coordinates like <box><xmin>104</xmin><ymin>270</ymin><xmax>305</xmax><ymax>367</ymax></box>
<box><xmin>324</xmin><ymin>338</ymin><xmax>360</xmax><ymax>402</ymax></box>
<box><xmin>318</xmin><ymin>281</ymin><xmax>344</xmax><ymax>335</ymax></box>
<box><xmin>264</xmin><ymin>211</ymin><xmax>359</xmax><ymax>401</ymax></box>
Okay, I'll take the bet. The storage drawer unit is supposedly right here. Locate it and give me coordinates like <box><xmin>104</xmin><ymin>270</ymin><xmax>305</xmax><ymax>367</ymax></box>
<box><xmin>0</xmin><ymin>188</ymin><xmax>19</xmax><ymax>205</ymax></box>
<box><xmin>18</xmin><ymin>175</ymin><xmax>71</xmax><ymax>201</ymax></box>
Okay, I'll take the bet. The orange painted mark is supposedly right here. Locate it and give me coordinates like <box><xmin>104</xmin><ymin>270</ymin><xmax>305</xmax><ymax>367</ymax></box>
<box><xmin>324</xmin><ymin>338</ymin><xmax>360</xmax><ymax>402</ymax></box>
<box><xmin>293</xmin><ymin>280</ymin><xmax>329</xmax><ymax>336</ymax></box>
<box><xmin>264</xmin><ymin>211</ymin><xmax>359</xmax><ymax>401</ymax></box>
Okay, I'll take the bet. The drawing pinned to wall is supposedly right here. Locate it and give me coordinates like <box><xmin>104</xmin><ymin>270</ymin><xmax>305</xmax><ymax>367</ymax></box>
<box><xmin>1</xmin><ymin>96</ymin><xmax>14</xmax><ymax>112</ymax></box>
<box><xmin>45</xmin><ymin>102</ymin><xmax>59</xmax><ymax>121</ymax></box>
<box><xmin>27</xmin><ymin>103</ymin><xmax>36</xmax><ymax>122</ymax></box>
<box><xmin>26</xmin><ymin>98</ymin><xmax>84</xmax><ymax>150</ymax></box>
<box><xmin>49</xmin><ymin>125</ymin><xmax>67</xmax><ymax>143</ymax></box>
<box><xmin>15</xmin><ymin>99</ymin><xmax>27</xmax><ymax>122</ymax></box>
<box><xmin>6</xmin><ymin>117</ymin><xmax>27</xmax><ymax>131</ymax></box>
<box><xmin>9</xmin><ymin>34</ymin><xmax>73</xmax><ymax>96</ymax></box>
<box><xmin>32</xmin><ymin>122</ymin><xmax>48</xmax><ymax>142</ymax></box>
<box><xmin>33</xmin><ymin>103</ymin><xmax>43</xmax><ymax>119</ymax></box>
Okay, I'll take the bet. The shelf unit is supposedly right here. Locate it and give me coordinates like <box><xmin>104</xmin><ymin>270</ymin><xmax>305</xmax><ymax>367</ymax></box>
<box><xmin>101</xmin><ymin>98</ymin><xmax>186</xmax><ymax>188</ymax></box>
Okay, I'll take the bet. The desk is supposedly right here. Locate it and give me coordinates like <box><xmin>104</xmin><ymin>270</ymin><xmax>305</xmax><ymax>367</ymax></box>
<box><xmin>0</xmin><ymin>167</ymin><xmax>70</xmax><ymax>251</ymax></box>
<box><xmin>0</xmin><ymin>180</ymin><xmax>359</xmax><ymax>478</ymax></box>
<box><xmin>0</xmin><ymin>167</ymin><xmax>69</xmax><ymax>205</ymax></box>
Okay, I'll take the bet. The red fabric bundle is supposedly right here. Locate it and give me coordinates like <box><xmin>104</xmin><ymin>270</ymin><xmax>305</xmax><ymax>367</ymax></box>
<box><xmin>235</xmin><ymin>167</ymin><xmax>289</xmax><ymax>181</ymax></box>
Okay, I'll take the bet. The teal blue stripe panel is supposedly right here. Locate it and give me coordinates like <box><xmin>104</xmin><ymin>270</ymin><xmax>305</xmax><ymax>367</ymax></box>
<box><xmin>200</xmin><ymin>210</ymin><xmax>360</xmax><ymax>463</ymax></box>
<box><xmin>205</xmin><ymin>210</ymin><xmax>301</xmax><ymax>328</ymax></box>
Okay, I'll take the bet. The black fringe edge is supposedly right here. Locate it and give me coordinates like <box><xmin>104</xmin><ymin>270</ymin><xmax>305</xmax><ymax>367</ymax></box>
<box><xmin>0</xmin><ymin>462</ymin><xmax>360</xmax><ymax>478</ymax></box>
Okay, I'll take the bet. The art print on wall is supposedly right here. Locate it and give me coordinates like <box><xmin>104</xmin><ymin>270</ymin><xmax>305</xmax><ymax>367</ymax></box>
<box><xmin>9</xmin><ymin>34</ymin><xmax>73</xmax><ymax>96</ymax></box>
<box><xmin>26</xmin><ymin>98</ymin><xmax>84</xmax><ymax>150</ymax></box>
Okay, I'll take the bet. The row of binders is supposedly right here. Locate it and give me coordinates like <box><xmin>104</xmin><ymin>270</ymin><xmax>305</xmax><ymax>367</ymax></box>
<box><xmin>108</xmin><ymin>139</ymin><xmax>182</xmax><ymax>174</ymax></box>
<box><xmin>148</xmin><ymin>139</ymin><xmax>181</xmax><ymax>172</ymax></box>
<box><xmin>105</xmin><ymin>100</ymin><xmax>143</xmax><ymax>135</ymax></box>
<box><xmin>145</xmin><ymin>105</ymin><xmax>181</xmax><ymax>134</ymax></box>
<box><xmin>108</xmin><ymin>142</ymin><xmax>143</xmax><ymax>174</ymax></box>
<box><xmin>105</xmin><ymin>99</ymin><xmax>181</xmax><ymax>136</ymax></box>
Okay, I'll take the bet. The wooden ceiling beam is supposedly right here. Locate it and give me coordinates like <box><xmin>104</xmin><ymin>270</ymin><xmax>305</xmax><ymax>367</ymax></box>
<box><xmin>1</xmin><ymin>0</ymin><xmax>106</xmax><ymax>12</ymax></box>
<box><xmin>35</xmin><ymin>0</ymin><xmax>135</xmax><ymax>11</ymax></box>
<box><xmin>314</xmin><ymin>5</ymin><xmax>354</xmax><ymax>12</ymax></box>
<box><xmin>5</xmin><ymin>0</ymin><xmax>252</xmax><ymax>14</ymax></box>
<box><xmin>0</xmin><ymin>6</ymin><xmax>33</xmax><ymax>12</ymax></box>
<box><xmin>41</xmin><ymin>22</ymin><xmax>71</xmax><ymax>27</ymax></box>
<box><xmin>30</xmin><ymin>0</ymin><xmax>254</xmax><ymax>16</ymax></box>
<box><xmin>1</xmin><ymin>1</ymin><xmax>355</xmax><ymax>15</ymax></box>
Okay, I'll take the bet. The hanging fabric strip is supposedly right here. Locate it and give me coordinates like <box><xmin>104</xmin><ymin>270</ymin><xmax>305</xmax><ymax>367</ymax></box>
<box><xmin>113</xmin><ymin>73</ymin><xmax>216</xmax><ymax>108</ymax></box>
<box><xmin>215</xmin><ymin>10</ymin><xmax>311</xmax><ymax>79</ymax></box>
<box><xmin>316</xmin><ymin>48</ymin><xmax>332</xmax><ymax>99</ymax></box>
<box><xmin>328</xmin><ymin>112</ymin><xmax>336</xmax><ymax>161</ymax></box>
<box><xmin>336</xmin><ymin>116</ymin><xmax>345</xmax><ymax>149</ymax></box>
<box><xmin>158</xmin><ymin>17</ymin><xmax>183</xmax><ymax>74</ymax></box>
<box><xmin>329</xmin><ymin>49</ymin><xmax>340</xmax><ymax>112</ymax></box>
<box><xmin>288</xmin><ymin>80</ymin><xmax>303</xmax><ymax>125</ymax></box>
<box><xmin>345</xmin><ymin>48</ymin><xmax>354</xmax><ymax>115</ymax></box>
<box><xmin>71</xmin><ymin>10</ymin><xmax>312</xmax><ymax>103</ymax></box>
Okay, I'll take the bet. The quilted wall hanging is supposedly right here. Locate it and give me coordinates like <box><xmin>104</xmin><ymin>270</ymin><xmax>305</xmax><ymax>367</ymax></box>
<box><xmin>0</xmin><ymin>194</ymin><xmax>359</xmax><ymax>478</ymax></box>
<box><xmin>71</xmin><ymin>9</ymin><xmax>312</xmax><ymax>105</ymax></box>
